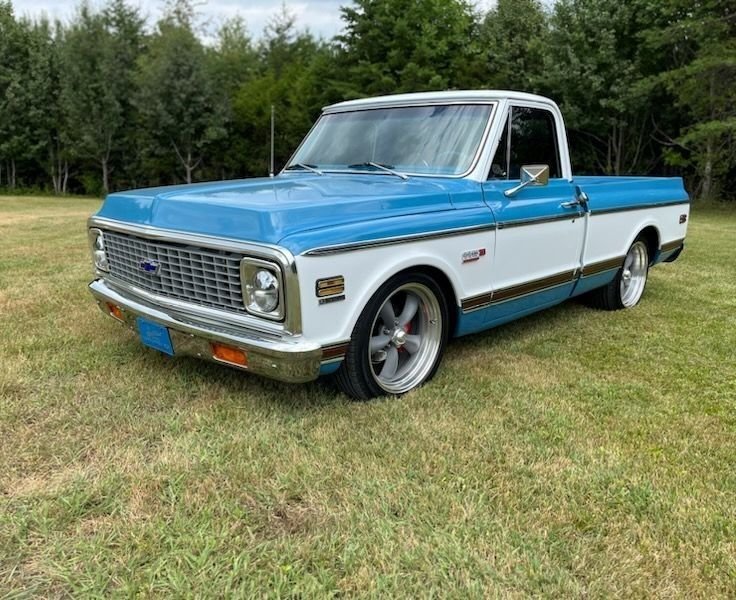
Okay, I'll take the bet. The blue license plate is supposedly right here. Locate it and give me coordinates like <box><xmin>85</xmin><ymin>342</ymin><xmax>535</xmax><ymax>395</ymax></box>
<box><xmin>136</xmin><ymin>317</ymin><xmax>174</xmax><ymax>356</ymax></box>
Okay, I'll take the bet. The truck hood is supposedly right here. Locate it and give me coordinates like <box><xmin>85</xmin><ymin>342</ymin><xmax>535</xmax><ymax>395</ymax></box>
<box><xmin>96</xmin><ymin>174</ymin><xmax>455</xmax><ymax>250</ymax></box>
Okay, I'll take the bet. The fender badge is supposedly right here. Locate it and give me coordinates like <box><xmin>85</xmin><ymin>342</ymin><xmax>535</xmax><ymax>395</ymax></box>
<box><xmin>319</xmin><ymin>294</ymin><xmax>345</xmax><ymax>305</ymax></box>
<box><xmin>462</xmin><ymin>248</ymin><xmax>486</xmax><ymax>263</ymax></box>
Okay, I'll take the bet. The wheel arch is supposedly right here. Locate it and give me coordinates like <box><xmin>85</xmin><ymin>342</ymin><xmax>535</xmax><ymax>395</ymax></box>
<box><xmin>635</xmin><ymin>225</ymin><xmax>660</xmax><ymax>264</ymax></box>
<box><xmin>621</xmin><ymin>219</ymin><xmax>661</xmax><ymax>266</ymax></box>
<box><xmin>402</xmin><ymin>264</ymin><xmax>458</xmax><ymax>337</ymax></box>
<box><xmin>346</xmin><ymin>260</ymin><xmax>461</xmax><ymax>341</ymax></box>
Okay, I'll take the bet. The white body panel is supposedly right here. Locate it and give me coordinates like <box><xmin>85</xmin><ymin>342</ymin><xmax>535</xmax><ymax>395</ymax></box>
<box><xmin>585</xmin><ymin>204</ymin><xmax>689</xmax><ymax>266</ymax></box>
<box><xmin>295</xmin><ymin>229</ymin><xmax>495</xmax><ymax>344</ymax></box>
<box><xmin>491</xmin><ymin>219</ymin><xmax>586</xmax><ymax>289</ymax></box>
<box><xmin>295</xmin><ymin>200</ymin><xmax>687</xmax><ymax>347</ymax></box>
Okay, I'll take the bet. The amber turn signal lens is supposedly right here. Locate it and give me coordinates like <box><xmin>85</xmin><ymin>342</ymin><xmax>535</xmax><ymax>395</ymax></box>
<box><xmin>211</xmin><ymin>343</ymin><xmax>248</xmax><ymax>367</ymax></box>
<box><xmin>106</xmin><ymin>302</ymin><xmax>123</xmax><ymax>321</ymax></box>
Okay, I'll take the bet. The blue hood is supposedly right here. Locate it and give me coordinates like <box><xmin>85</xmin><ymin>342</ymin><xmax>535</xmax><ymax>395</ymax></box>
<box><xmin>96</xmin><ymin>174</ymin><xmax>458</xmax><ymax>251</ymax></box>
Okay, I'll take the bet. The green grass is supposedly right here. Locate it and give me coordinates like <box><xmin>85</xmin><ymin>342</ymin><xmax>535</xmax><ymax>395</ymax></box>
<box><xmin>1</xmin><ymin>195</ymin><xmax>735</xmax><ymax>597</ymax></box>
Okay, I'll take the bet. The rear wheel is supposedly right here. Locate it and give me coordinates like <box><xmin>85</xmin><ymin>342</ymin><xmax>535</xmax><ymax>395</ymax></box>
<box><xmin>335</xmin><ymin>272</ymin><xmax>449</xmax><ymax>400</ymax></box>
<box><xmin>586</xmin><ymin>238</ymin><xmax>649</xmax><ymax>310</ymax></box>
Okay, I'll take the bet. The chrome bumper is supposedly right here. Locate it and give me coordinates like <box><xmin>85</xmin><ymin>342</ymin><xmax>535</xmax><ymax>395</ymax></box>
<box><xmin>88</xmin><ymin>279</ymin><xmax>323</xmax><ymax>383</ymax></box>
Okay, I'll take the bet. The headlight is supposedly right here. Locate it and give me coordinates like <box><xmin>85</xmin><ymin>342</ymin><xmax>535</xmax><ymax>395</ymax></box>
<box><xmin>88</xmin><ymin>228</ymin><xmax>109</xmax><ymax>272</ymax></box>
<box><xmin>252</xmin><ymin>269</ymin><xmax>279</xmax><ymax>312</ymax></box>
<box><xmin>241</xmin><ymin>258</ymin><xmax>283</xmax><ymax>320</ymax></box>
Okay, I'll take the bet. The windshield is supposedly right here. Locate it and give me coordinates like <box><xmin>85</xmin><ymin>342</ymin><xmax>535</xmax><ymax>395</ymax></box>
<box><xmin>288</xmin><ymin>104</ymin><xmax>494</xmax><ymax>176</ymax></box>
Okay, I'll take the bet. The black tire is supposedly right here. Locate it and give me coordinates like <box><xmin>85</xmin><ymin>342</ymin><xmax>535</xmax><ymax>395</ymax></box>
<box><xmin>584</xmin><ymin>237</ymin><xmax>650</xmax><ymax>311</ymax></box>
<box><xmin>335</xmin><ymin>271</ymin><xmax>450</xmax><ymax>401</ymax></box>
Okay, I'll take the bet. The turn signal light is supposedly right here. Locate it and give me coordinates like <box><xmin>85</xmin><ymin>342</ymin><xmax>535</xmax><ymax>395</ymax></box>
<box><xmin>106</xmin><ymin>302</ymin><xmax>123</xmax><ymax>321</ymax></box>
<box><xmin>211</xmin><ymin>343</ymin><xmax>248</xmax><ymax>367</ymax></box>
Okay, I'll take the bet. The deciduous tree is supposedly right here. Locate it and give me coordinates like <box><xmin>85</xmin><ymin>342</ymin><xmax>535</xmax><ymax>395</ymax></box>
<box><xmin>643</xmin><ymin>0</ymin><xmax>736</xmax><ymax>199</ymax></box>
<box><xmin>59</xmin><ymin>4</ymin><xmax>125</xmax><ymax>194</ymax></box>
<box><xmin>135</xmin><ymin>2</ymin><xmax>227</xmax><ymax>184</ymax></box>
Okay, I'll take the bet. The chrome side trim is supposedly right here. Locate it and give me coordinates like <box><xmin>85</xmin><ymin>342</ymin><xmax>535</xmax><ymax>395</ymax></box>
<box><xmin>495</xmin><ymin>198</ymin><xmax>688</xmax><ymax>230</ymax></box>
<box><xmin>580</xmin><ymin>256</ymin><xmax>625</xmax><ymax>277</ymax></box>
<box><xmin>303</xmin><ymin>223</ymin><xmax>497</xmax><ymax>256</ymax></box>
<box><xmin>492</xmin><ymin>269</ymin><xmax>576</xmax><ymax>303</ymax></box>
<box><xmin>460</xmin><ymin>292</ymin><xmax>493</xmax><ymax>312</ymax></box>
<box><xmin>89</xmin><ymin>216</ymin><xmax>303</xmax><ymax>335</ymax></box>
<box><xmin>461</xmin><ymin>269</ymin><xmax>576</xmax><ymax>313</ymax></box>
<box><xmin>321</xmin><ymin>341</ymin><xmax>350</xmax><ymax>364</ymax></box>
<box><xmin>661</xmin><ymin>237</ymin><xmax>686</xmax><ymax>252</ymax></box>
<box><xmin>497</xmin><ymin>212</ymin><xmax>583</xmax><ymax>229</ymax></box>
<box><xmin>589</xmin><ymin>200</ymin><xmax>690</xmax><ymax>216</ymax></box>
<box><xmin>460</xmin><ymin>257</ymin><xmax>630</xmax><ymax>313</ymax></box>
<box><xmin>303</xmin><ymin>211</ymin><xmax>585</xmax><ymax>257</ymax></box>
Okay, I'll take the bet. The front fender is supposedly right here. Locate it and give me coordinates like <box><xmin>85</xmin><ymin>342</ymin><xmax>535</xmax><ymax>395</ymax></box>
<box><xmin>294</xmin><ymin>228</ymin><xmax>495</xmax><ymax>344</ymax></box>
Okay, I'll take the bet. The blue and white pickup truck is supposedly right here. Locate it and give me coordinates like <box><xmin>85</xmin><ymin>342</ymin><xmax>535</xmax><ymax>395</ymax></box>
<box><xmin>88</xmin><ymin>91</ymin><xmax>689</xmax><ymax>399</ymax></box>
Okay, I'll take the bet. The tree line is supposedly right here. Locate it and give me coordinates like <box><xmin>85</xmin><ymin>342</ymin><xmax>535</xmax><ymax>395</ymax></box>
<box><xmin>0</xmin><ymin>0</ymin><xmax>734</xmax><ymax>199</ymax></box>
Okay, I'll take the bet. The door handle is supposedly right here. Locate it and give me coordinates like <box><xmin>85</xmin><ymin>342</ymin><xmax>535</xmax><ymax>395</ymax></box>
<box><xmin>560</xmin><ymin>199</ymin><xmax>580</xmax><ymax>208</ymax></box>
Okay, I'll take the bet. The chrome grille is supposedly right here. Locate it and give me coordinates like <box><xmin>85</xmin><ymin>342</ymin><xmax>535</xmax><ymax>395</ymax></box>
<box><xmin>103</xmin><ymin>230</ymin><xmax>245</xmax><ymax>313</ymax></box>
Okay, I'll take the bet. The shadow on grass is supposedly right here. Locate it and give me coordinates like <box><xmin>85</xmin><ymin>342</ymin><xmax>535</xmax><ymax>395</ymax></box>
<box><xmin>124</xmin><ymin>298</ymin><xmax>594</xmax><ymax>412</ymax></box>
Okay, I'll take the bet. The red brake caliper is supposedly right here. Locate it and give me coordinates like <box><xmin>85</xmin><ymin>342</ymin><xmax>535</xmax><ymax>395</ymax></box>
<box><xmin>399</xmin><ymin>321</ymin><xmax>412</xmax><ymax>352</ymax></box>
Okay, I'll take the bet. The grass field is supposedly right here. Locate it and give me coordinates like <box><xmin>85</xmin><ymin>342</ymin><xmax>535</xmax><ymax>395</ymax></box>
<box><xmin>1</xmin><ymin>195</ymin><xmax>735</xmax><ymax>597</ymax></box>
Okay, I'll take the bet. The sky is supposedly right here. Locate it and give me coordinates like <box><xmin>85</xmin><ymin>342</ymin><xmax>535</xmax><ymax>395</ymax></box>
<box><xmin>10</xmin><ymin>0</ymin><xmax>497</xmax><ymax>40</ymax></box>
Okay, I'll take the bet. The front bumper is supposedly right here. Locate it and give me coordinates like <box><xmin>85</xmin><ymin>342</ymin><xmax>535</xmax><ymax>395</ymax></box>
<box><xmin>89</xmin><ymin>279</ymin><xmax>323</xmax><ymax>383</ymax></box>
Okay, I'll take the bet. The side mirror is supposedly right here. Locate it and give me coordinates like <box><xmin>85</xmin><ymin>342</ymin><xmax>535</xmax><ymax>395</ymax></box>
<box><xmin>504</xmin><ymin>164</ymin><xmax>550</xmax><ymax>197</ymax></box>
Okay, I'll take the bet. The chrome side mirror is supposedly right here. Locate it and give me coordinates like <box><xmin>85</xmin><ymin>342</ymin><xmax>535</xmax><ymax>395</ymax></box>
<box><xmin>504</xmin><ymin>164</ymin><xmax>550</xmax><ymax>197</ymax></box>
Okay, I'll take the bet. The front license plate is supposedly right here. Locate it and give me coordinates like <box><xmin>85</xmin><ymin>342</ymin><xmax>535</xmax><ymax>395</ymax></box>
<box><xmin>136</xmin><ymin>317</ymin><xmax>174</xmax><ymax>356</ymax></box>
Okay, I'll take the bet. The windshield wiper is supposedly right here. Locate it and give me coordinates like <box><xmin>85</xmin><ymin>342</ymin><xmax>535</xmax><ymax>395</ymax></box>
<box><xmin>347</xmin><ymin>161</ymin><xmax>409</xmax><ymax>180</ymax></box>
<box><xmin>284</xmin><ymin>162</ymin><xmax>323</xmax><ymax>175</ymax></box>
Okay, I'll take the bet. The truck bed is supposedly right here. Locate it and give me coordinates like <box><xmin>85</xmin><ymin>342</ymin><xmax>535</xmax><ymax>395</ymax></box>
<box><xmin>574</xmin><ymin>176</ymin><xmax>689</xmax><ymax>213</ymax></box>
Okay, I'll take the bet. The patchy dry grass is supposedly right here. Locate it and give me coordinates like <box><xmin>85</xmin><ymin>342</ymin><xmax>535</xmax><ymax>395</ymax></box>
<box><xmin>0</xmin><ymin>195</ymin><xmax>735</xmax><ymax>597</ymax></box>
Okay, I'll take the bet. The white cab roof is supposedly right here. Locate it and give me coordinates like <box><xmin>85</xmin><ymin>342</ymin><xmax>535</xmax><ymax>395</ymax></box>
<box><xmin>323</xmin><ymin>90</ymin><xmax>557</xmax><ymax>113</ymax></box>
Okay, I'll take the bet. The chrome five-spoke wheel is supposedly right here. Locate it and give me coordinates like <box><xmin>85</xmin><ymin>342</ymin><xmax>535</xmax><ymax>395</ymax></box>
<box><xmin>335</xmin><ymin>272</ymin><xmax>449</xmax><ymax>400</ymax></box>
<box><xmin>620</xmin><ymin>241</ymin><xmax>648</xmax><ymax>307</ymax></box>
<box><xmin>585</xmin><ymin>235</ymin><xmax>650</xmax><ymax>311</ymax></box>
<box><xmin>368</xmin><ymin>282</ymin><xmax>443</xmax><ymax>394</ymax></box>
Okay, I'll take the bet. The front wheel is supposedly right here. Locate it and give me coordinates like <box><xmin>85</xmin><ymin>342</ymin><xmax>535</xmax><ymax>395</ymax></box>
<box><xmin>335</xmin><ymin>272</ymin><xmax>449</xmax><ymax>400</ymax></box>
<box><xmin>586</xmin><ymin>238</ymin><xmax>650</xmax><ymax>310</ymax></box>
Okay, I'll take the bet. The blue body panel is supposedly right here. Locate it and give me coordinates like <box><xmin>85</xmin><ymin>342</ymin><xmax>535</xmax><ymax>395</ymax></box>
<box><xmin>319</xmin><ymin>362</ymin><xmax>342</xmax><ymax>376</ymax></box>
<box><xmin>96</xmin><ymin>173</ymin><xmax>688</xmax><ymax>256</ymax></box>
<box><xmin>455</xmin><ymin>270</ymin><xmax>619</xmax><ymax>338</ymax></box>
<box><xmin>570</xmin><ymin>270</ymin><xmax>619</xmax><ymax>297</ymax></box>
<box><xmin>456</xmin><ymin>283</ymin><xmax>576</xmax><ymax>336</ymax></box>
<box><xmin>97</xmin><ymin>174</ymin><xmax>488</xmax><ymax>255</ymax></box>
<box><xmin>573</xmin><ymin>176</ymin><xmax>689</xmax><ymax>213</ymax></box>
<box><xmin>653</xmin><ymin>244</ymin><xmax>685</xmax><ymax>265</ymax></box>
<box><xmin>482</xmin><ymin>179</ymin><xmax>579</xmax><ymax>222</ymax></box>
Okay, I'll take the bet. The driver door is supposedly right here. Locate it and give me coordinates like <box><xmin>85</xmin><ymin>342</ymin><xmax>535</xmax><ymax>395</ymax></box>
<box><xmin>481</xmin><ymin>104</ymin><xmax>586</xmax><ymax>323</ymax></box>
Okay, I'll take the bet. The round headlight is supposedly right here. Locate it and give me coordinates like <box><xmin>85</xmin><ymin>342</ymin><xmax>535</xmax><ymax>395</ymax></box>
<box><xmin>94</xmin><ymin>250</ymin><xmax>109</xmax><ymax>271</ymax></box>
<box><xmin>89</xmin><ymin>229</ymin><xmax>109</xmax><ymax>272</ymax></box>
<box><xmin>251</xmin><ymin>269</ymin><xmax>279</xmax><ymax>312</ymax></box>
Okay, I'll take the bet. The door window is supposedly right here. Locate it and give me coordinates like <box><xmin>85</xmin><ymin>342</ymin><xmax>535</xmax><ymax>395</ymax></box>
<box><xmin>489</xmin><ymin>106</ymin><xmax>561</xmax><ymax>180</ymax></box>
